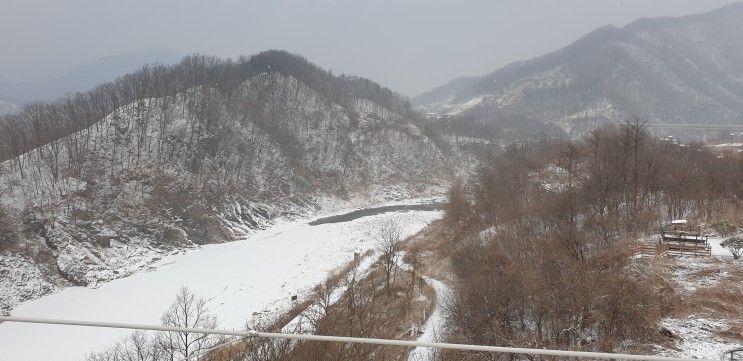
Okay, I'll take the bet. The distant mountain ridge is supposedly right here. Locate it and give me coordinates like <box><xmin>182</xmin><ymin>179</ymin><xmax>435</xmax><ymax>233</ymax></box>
<box><xmin>414</xmin><ymin>3</ymin><xmax>743</xmax><ymax>133</ymax></box>
<box><xmin>0</xmin><ymin>100</ymin><xmax>15</xmax><ymax>115</ymax></box>
<box><xmin>412</xmin><ymin>76</ymin><xmax>482</xmax><ymax>107</ymax></box>
<box><xmin>0</xmin><ymin>47</ymin><xmax>183</xmax><ymax>104</ymax></box>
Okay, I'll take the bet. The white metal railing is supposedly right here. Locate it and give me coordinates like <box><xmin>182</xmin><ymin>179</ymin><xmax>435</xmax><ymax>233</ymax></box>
<box><xmin>0</xmin><ymin>316</ymin><xmax>717</xmax><ymax>361</ymax></box>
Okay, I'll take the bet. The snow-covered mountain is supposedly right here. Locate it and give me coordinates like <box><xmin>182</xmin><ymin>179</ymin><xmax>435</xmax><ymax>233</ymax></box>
<box><xmin>0</xmin><ymin>51</ymin><xmax>454</xmax><ymax>313</ymax></box>
<box><xmin>414</xmin><ymin>3</ymin><xmax>743</xmax><ymax>134</ymax></box>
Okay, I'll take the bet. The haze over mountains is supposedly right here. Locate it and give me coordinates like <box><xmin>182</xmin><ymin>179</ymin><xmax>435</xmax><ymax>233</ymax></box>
<box><xmin>414</xmin><ymin>3</ymin><xmax>743</xmax><ymax>134</ymax></box>
<box><xmin>0</xmin><ymin>47</ymin><xmax>183</xmax><ymax>105</ymax></box>
<box><xmin>3</xmin><ymin>3</ymin><xmax>743</xmax><ymax>360</ymax></box>
<box><xmin>2</xmin><ymin>1</ymin><xmax>743</xmax><ymax>321</ymax></box>
<box><xmin>0</xmin><ymin>100</ymin><xmax>16</xmax><ymax>115</ymax></box>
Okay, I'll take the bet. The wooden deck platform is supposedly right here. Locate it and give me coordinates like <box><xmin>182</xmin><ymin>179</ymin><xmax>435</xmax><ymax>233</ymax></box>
<box><xmin>664</xmin><ymin>240</ymin><xmax>711</xmax><ymax>257</ymax></box>
<box><xmin>633</xmin><ymin>238</ymin><xmax>711</xmax><ymax>258</ymax></box>
<box><xmin>654</xmin><ymin>221</ymin><xmax>712</xmax><ymax>257</ymax></box>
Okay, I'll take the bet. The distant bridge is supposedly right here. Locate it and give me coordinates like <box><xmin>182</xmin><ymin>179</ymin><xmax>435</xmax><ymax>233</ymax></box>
<box><xmin>644</xmin><ymin>123</ymin><xmax>743</xmax><ymax>130</ymax></box>
<box><xmin>576</xmin><ymin>122</ymin><xmax>743</xmax><ymax>139</ymax></box>
<box><xmin>642</xmin><ymin>123</ymin><xmax>743</xmax><ymax>141</ymax></box>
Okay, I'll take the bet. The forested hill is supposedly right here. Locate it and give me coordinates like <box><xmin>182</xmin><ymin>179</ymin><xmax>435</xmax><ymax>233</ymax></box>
<box><xmin>414</xmin><ymin>3</ymin><xmax>743</xmax><ymax>134</ymax></box>
<box><xmin>0</xmin><ymin>50</ymin><xmax>431</xmax><ymax>162</ymax></box>
<box><xmin>0</xmin><ymin>50</ymin><xmax>454</xmax><ymax>313</ymax></box>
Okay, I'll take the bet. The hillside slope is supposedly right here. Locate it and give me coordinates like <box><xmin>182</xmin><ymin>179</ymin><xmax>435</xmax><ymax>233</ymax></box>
<box><xmin>0</xmin><ymin>51</ymin><xmax>453</xmax><ymax>313</ymax></box>
<box><xmin>415</xmin><ymin>3</ymin><xmax>743</xmax><ymax>134</ymax></box>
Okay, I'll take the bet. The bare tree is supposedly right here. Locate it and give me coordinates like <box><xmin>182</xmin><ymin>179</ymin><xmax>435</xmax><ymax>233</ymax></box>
<box><xmin>87</xmin><ymin>288</ymin><xmax>219</xmax><ymax>361</ymax></box>
<box><xmin>376</xmin><ymin>218</ymin><xmax>402</xmax><ymax>294</ymax></box>
<box><xmin>445</xmin><ymin>178</ymin><xmax>469</xmax><ymax>225</ymax></box>
<box><xmin>87</xmin><ymin>331</ymin><xmax>162</xmax><ymax>361</ymax></box>
<box><xmin>238</xmin><ymin>335</ymin><xmax>291</xmax><ymax>361</ymax></box>
<box><xmin>158</xmin><ymin>287</ymin><xmax>218</xmax><ymax>360</ymax></box>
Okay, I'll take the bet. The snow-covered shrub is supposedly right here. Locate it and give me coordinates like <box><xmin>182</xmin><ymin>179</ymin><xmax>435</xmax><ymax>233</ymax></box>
<box><xmin>721</xmin><ymin>237</ymin><xmax>743</xmax><ymax>260</ymax></box>
<box><xmin>711</xmin><ymin>221</ymin><xmax>737</xmax><ymax>237</ymax></box>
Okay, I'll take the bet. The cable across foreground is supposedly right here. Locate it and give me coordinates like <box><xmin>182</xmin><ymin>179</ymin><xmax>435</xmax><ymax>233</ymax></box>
<box><xmin>0</xmin><ymin>316</ymin><xmax>718</xmax><ymax>361</ymax></box>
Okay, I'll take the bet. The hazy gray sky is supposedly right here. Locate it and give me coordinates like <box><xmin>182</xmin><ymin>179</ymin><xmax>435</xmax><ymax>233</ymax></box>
<box><xmin>0</xmin><ymin>0</ymin><xmax>737</xmax><ymax>95</ymax></box>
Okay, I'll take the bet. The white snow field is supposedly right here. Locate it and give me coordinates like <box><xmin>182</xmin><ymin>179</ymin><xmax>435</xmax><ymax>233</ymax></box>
<box><xmin>0</xmin><ymin>207</ymin><xmax>442</xmax><ymax>361</ymax></box>
<box><xmin>708</xmin><ymin>237</ymin><xmax>734</xmax><ymax>257</ymax></box>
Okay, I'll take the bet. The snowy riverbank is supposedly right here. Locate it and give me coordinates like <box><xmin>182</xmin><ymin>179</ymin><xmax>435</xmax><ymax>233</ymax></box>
<box><xmin>0</xmin><ymin>203</ymin><xmax>443</xmax><ymax>361</ymax></box>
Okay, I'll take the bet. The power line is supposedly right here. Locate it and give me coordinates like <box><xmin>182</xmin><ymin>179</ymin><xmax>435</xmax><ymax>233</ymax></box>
<box><xmin>0</xmin><ymin>316</ymin><xmax>716</xmax><ymax>361</ymax></box>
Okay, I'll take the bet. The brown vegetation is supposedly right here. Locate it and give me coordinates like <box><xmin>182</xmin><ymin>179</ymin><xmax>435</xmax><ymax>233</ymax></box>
<box><xmin>677</xmin><ymin>260</ymin><xmax>743</xmax><ymax>337</ymax></box>
<box><xmin>177</xmin><ymin>224</ymin><xmax>445</xmax><ymax>361</ymax></box>
<box><xmin>440</xmin><ymin>120</ymin><xmax>743</xmax><ymax>358</ymax></box>
<box><xmin>635</xmin><ymin>257</ymin><xmax>743</xmax><ymax>354</ymax></box>
<box><xmin>276</xmin><ymin>265</ymin><xmax>433</xmax><ymax>360</ymax></box>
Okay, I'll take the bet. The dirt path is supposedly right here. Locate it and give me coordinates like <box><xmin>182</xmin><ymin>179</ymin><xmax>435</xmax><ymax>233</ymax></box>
<box><xmin>407</xmin><ymin>277</ymin><xmax>452</xmax><ymax>361</ymax></box>
<box><xmin>402</xmin><ymin>220</ymin><xmax>461</xmax><ymax>360</ymax></box>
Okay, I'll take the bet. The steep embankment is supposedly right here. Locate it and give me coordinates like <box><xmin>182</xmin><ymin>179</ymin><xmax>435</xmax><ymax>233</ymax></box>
<box><xmin>0</xmin><ymin>51</ymin><xmax>454</xmax><ymax>313</ymax></box>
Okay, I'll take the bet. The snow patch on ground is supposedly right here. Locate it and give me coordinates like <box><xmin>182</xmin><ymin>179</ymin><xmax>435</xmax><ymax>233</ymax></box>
<box><xmin>657</xmin><ymin>317</ymin><xmax>740</xmax><ymax>359</ymax></box>
<box><xmin>652</xmin><ymin>255</ymin><xmax>743</xmax><ymax>358</ymax></box>
<box><xmin>669</xmin><ymin>259</ymin><xmax>725</xmax><ymax>292</ymax></box>
<box><xmin>708</xmin><ymin>236</ymin><xmax>736</xmax><ymax>258</ymax></box>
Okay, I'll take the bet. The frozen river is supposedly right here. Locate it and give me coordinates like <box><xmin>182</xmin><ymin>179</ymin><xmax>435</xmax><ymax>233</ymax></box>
<box><xmin>0</xmin><ymin>203</ymin><xmax>442</xmax><ymax>361</ymax></box>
